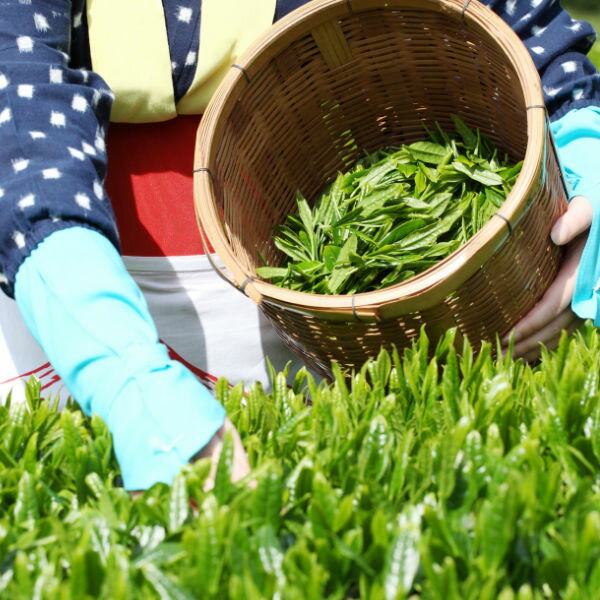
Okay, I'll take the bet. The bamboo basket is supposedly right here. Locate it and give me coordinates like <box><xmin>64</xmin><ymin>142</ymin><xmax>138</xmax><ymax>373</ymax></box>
<box><xmin>194</xmin><ymin>0</ymin><xmax>568</xmax><ymax>378</ymax></box>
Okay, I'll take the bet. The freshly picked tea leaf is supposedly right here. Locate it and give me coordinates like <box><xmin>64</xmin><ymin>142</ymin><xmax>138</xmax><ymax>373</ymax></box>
<box><xmin>259</xmin><ymin>117</ymin><xmax>521</xmax><ymax>295</ymax></box>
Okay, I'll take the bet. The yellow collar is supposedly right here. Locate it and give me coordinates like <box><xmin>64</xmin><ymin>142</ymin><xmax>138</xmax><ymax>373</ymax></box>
<box><xmin>86</xmin><ymin>0</ymin><xmax>276</xmax><ymax>123</ymax></box>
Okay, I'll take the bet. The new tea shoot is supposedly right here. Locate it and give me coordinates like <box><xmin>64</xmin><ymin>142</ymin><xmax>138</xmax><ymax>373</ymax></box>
<box><xmin>257</xmin><ymin>116</ymin><xmax>522</xmax><ymax>295</ymax></box>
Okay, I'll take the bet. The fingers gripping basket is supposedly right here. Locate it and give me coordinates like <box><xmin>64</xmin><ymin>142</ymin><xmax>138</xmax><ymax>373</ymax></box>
<box><xmin>194</xmin><ymin>0</ymin><xmax>567</xmax><ymax>378</ymax></box>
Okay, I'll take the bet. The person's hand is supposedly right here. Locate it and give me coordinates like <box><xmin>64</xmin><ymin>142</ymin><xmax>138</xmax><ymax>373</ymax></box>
<box><xmin>131</xmin><ymin>417</ymin><xmax>250</xmax><ymax>498</ymax></box>
<box><xmin>503</xmin><ymin>195</ymin><xmax>591</xmax><ymax>361</ymax></box>
<box><xmin>193</xmin><ymin>417</ymin><xmax>251</xmax><ymax>491</ymax></box>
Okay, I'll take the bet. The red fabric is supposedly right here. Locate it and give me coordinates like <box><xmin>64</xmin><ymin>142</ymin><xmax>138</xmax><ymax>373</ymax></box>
<box><xmin>105</xmin><ymin>115</ymin><xmax>206</xmax><ymax>256</ymax></box>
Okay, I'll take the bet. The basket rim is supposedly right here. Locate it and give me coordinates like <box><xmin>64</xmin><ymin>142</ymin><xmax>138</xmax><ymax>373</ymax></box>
<box><xmin>194</xmin><ymin>0</ymin><xmax>548</xmax><ymax>321</ymax></box>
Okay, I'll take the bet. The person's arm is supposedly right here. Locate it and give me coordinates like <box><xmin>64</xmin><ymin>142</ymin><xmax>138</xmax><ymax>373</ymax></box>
<box><xmin>14</xmin><ymin>227</ymin><xmax>235</xmax><ymax>490</ymax></box>
<box><xmin>488</xmin><ymin>0</ymin><xmax>598</xmax><ymax>119</ymax></box>
<box><xmin>0</xmin><ymin>0</ymin><xmax>248</xmax><ymax>490</ymax></box>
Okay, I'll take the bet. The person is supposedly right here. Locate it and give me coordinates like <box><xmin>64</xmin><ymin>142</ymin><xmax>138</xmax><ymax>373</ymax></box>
<box><xmin>0</xmin><ymin>0</ymin><xmax>598</xmax><ymax>491</ymax></box>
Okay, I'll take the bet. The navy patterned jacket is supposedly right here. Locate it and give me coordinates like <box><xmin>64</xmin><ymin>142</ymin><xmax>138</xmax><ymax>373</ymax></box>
<box><xmin>0</xmin><ymin>0</ymin><xmax>598</xmax><ymax>297</ymax></box>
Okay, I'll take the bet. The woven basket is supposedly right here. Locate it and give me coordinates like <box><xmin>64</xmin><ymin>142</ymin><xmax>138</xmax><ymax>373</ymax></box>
<box><xmin>194</xmin><ymin>0</ymin><xmax>568</xmax><ymax>378</ymax></box>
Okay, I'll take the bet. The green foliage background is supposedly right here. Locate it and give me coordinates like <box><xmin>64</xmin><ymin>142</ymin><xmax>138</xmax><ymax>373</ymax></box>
<box><xmin>562</xmin><ymin>1</ymin><xmax>600</xmax><ymax>67</ymax></box>
<box><xmin>4</xmin><ymin>327</ymin><xmax>600</xmax><ymax>598</ymax></box>
<box><xmin>562</xmin><ymin>0</ymin><xmax>600</xmax><ymax>16</ymax></box>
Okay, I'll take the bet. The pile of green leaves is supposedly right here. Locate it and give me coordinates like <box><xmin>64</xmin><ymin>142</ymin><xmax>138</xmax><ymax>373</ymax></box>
<box><xmin>258</xmin><ymin>117</ymin><xmax>522</xmax><ymax>294</ymax></box>
<box><xmin>4</xmin><ymin>324</ymin><xmax>600</xmax><ymax>598</ymax></box>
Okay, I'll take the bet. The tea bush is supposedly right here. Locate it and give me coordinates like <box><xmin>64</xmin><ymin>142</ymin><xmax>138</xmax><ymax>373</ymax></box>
<box><xmin>3</xmin><ymin>325</ymin><xmax>600</xmax><ymax>598</ymax></box>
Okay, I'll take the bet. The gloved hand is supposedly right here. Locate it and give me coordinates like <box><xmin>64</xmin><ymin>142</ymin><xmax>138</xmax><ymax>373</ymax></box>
<box><xmin>14</xmin><ymin>226</ymin><xmax>246</xmax><ymax>490</ymax></box>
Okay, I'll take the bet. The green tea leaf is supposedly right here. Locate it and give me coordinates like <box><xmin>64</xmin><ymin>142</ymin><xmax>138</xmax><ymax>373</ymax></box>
<box><xmin>451</xmin><ymin>115</ymin><xmax>477</xmax><ymax>148</ymax></box>
<box><xmin>408</xmin><ymin>141</ymin><xmax>449</xmax><ymax>165</ymax></box>
<box><xmin>452</xmin><ymin>160</ymin><xmax>504</xmax><ymax>186</ymax></box>
<box><xmin>328</xmin><ymin>233</ymin><xmax>358</xmax><ymax>293</ymax></box>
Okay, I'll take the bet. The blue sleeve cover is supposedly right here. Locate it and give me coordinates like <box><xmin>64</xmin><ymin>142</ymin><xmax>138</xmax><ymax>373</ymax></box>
<box><xmin>14</xmin><ymin>226</ymin><xmax>226</xmax><ymax>490</ymax></box>
<box><xmin>551</xmin><ymin>106</ymin><xmax>600</xmax><ymax>323</ymax></box>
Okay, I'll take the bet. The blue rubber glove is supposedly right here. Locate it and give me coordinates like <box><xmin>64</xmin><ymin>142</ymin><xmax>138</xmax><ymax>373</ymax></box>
<box><xmin>14</xmin><ymin>227</ymin><xmax>226</xmax><ymax>490</ymax></box>
<box><xmin>551</xmin><ymin>106</ymin><xmax>600</xmax><ymax>324</ymax></box>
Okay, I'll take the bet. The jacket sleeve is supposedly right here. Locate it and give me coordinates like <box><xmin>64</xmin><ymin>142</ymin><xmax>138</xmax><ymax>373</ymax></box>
<box><xmin>0</xmin><ymin>0</ymin><xmax>119</xmax><ymax>298</ymax></box>
<box><xmin>472</xmin><ymin>0</ymin><xmax>599</xmax><ymax>120</ymax></box>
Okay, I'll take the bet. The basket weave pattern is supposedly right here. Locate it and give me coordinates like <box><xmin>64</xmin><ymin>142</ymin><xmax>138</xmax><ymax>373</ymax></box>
<box><xmin>196</xmin><ymin>0</ymin><xmax>567</xmax><ymax>378</ymax></box>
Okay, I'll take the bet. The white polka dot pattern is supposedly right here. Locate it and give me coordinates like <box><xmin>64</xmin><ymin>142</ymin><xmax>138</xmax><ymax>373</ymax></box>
<box><xmin>71</xmin><ymin>93</ymin><xmax>87</xmax><ymax>111</ymax></box>
<box><xmin>33</xmin><ymin>13</ymin><xmax>50</xmax><ymax>32</ymax></box>
<box><xmin>0</xmin><ymin>108</ymin><xmax>12</xmax><ymax>124</ymax></box>
<box><xmin>50</xmin><ymin>111</ymin><xmax>66</xmax><ymax>127</ymax></box>
<box><xmin>12</xmin><ymin>158</ymin><xmax>29</xmax><ymax>173</ymax></box>
<box><xmin>17</xmin><ymin>84</ymin><xmax>34</xmax><ymax>98</ymax></box>
<box><xmin>18</xmin><ymin>194</ymin><xmax>35</xmax><ymax>209</ymax></box>
<box><xmin>16</xmin><ymin>36</ymin><xmax>34</xmax><ymax>52</ymax></box>
<box><xmin>74</xmin><ymin>193</ymin><xmax>91</xmax><ymax>210</ymax></box>
<box><xmin>42</xmin><ymin>168</ymin><xmax>61</xmax><ymax>179</ymax></box>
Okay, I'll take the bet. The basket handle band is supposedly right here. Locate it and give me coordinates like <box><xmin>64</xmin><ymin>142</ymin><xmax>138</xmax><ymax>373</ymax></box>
<box><xmin>461</xmin><ymin>0</ymin><xmax>474</xmax><ymax>20</ymax></box>
<box><xmin>194</xmin><ymin>166</ymin><xmax>261</xmax><ymax>297</ymax></box>
<box><xmin>261</xmin><ymin>297</ymin><xmax>381</xmax><ymax>323</ymax></box>
<box><xmin>197</xmin><ymin>223</ymin><xmax>241</xmax><ymax>289</ymax></box>
<box><xmin>197</xmin><ymin>225</ymin><xmax>265</xmax><ymax>304</ymax></box>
